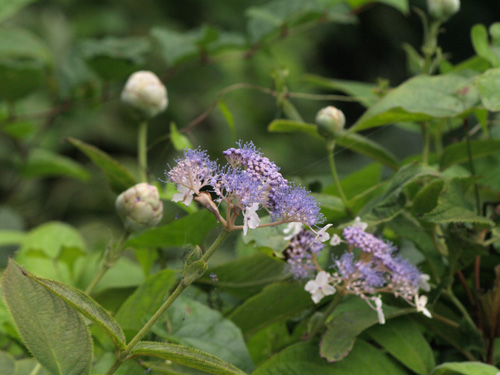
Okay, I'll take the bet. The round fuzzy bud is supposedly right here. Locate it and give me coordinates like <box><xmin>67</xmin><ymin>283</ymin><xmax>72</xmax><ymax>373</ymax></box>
<box><xmin>315</xmin><ymin>106</ymin><xmax>346</xmax><ymax>138</ymax></box>
<box><xmin>427</xmin><ymin>0</ymin><xmax>460</xmax><ymax>20</ymax></box>
<box><xmin>121</xmin><ymin>71</ymin><xmax>168</xmax><ymax>118</ymax></box>
<box><xmin>115</xmin><ymin>183</ymin><xmax>163</xmax><ymax>232</ymax></box>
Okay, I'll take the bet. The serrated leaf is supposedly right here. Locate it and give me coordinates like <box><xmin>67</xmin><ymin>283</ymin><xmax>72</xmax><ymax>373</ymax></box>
<box><xmin>267</xmin><ymin>119</ymin><xmax>320</xmax><ymax>137</ymax></box>
<box><xmin>351</xmin><ymin>74</ymin><xmax>480</xmax><ymax>132</ymax></box>
<box><xmin>320</xmin><ymin>297</ymin><xmax>408</xmax><ymax>362</ymax></box>
<box><xmin>1</xmin><ymin>260</ymin><xmax>92</xmax><ymax>375</ymax></box>
<box><xmin>440</xmin><ymin>139</ymin><xmax>500</xmax><ymax>170</ymax></box>
<box><xmin>471</xmin><ymin>24</ymin><xmax>499</xmax><ymax>67</ymax></box>
<box><xmin>0</xmin><ymin>0</ymin><xmax>35</xmax><ymax>23</ymax></box>
<box><xmin>130</xmin><ymin>341</ymin><xmax>247</xmax><ymax>375</ymax></box>
<box><xmin>67</xmin><ymin>137</ymin><xmax>137</xmax><ymax>194</ymax></box>
<box><xmin>475</xmin><ymin>68</ymin><xmax>500</xmax><ymax>111</ymax></box>
<box><xmin>366</xmin><ymin>317</ymin><xmax>435</xmax><ymax>375</ymax></box>
<box><xmin>27</xmin><ymin>273</ymin><xmax>127</xmax><ymax>350</ymax></box>
<box><xmin>252</xmin><ymin>339</ymin><xmax>408</xmax><ymax>375</ymax></box>
<box><xmin>336</xmin><ymin>131</ymin><xmax>399</xmax><ymax>170</ymax></box>
<box><xmin>22</xmin><ymin>148</ymin><xmax>90</xmax><ymax>181</ymax></box>
<box><xmin>170</xmin><ymin>122</ymin><xmax>192</xmax><ymax>150</ymax></box>
<box><xmin>431</xmin><ymin>362</ymin><xmax>499</xmax><ymax>375</ymax></box>
<box><xmin>303</xmin><ymin>74</ymin><xmax>379</xmax><ymax>107</ymax></box>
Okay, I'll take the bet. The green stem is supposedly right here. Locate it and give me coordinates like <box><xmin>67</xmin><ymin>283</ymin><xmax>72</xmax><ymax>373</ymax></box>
<box><xmin>326</xmin><ymin>140</ymin><xmax>351</xmax><ymax>217</ymax></box>
<box><xmin>445</xmin><ymin>288</ymin><xmax>476</xmax><ymax>328</ymax></box>
<box><xmin>138</xmin><ymin>120</ymin><xmax>148</xmax><ymax>182</ymax></box>
<box><xmin>421</xmin><ymin>122</ymin><xmax>430</xmax><ymax>164</ymax></box>
<box><xmin>308</xmin><ymin>292</ymin><xmax>343</xmax><ymax>339</ymax></box>
<box><xmin>105</xmin><ymin>229</ymin><xmax>231</xmax><ymax>375</ymax></box>
<box><xmin>464</xmin><ymin>119</ymin><xmax>481</xmax><ymax>214</ymax></box>
<box><xmin>422</xmin><ymin>19</ymin><xmax>441</xmax><ymax>75</ymax></box>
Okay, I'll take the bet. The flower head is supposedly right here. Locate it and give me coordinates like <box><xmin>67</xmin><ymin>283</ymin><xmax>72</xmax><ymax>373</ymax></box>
<box><xmin>305</xmin><ymin>271</ymin><xmax>336</xmax><ymax>303</ymax></box>
<box><xmin>284</xmin><ymin>229</ymin><xmax>324</xmax><ymax>279</ymax></box>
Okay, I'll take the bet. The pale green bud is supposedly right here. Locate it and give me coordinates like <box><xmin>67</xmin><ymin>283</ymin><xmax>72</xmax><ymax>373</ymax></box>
<box><xmin>315</xmin><ymin>106</ymin><xmax>345</xmax><ymax>138</ymax></box>
<box><xmin>427</xmin><ymin>0</ymin><xmax>460</xmax><ymax>20</ymax></box>
<box><xmin>115</xmin><ymin>183</ymin><xmax>163</xmax><ymax>232</ymax></box>
<box><xmin>183</xmin><ymin>260</ymin><xmax>208</xmax><ymax>286</ymax></box>
<box><xmin>121</xmin><ymin>71</ymin><xmax>168</xmax><ymax>118</ymax></box>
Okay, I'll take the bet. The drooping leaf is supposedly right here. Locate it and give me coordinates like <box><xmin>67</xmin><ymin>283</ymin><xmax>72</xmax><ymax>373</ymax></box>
<box><xmin>0</xmin><ymin>0</ymin><xmax>35</xmax><ymax>23</ymax></box>
<box><xmin>170</xmin><ymin>122</ymin><xmax>193</xmax><ymax>150</ymax></box>
<box><xmin>440</xmin><ymin>139</ymin><xmax>500</xmax><ymax>171</ymax></box>
<box><xmin>252</xmin><ymin>339</ymin><xmax>408</xmax><ymax>375</ymax></box>
<box><xmin>346</xmin><ymin>0</ymin><xmax>408</xmax><ymax>14</ymax></box>
<box><xmin>351</xmin><ymin>74</ymin><xmax>480</xmax><ymax>132</ymax></box>
<box><xmin>431</xmin><ymin>362</ymin><xmax>500</xmax><ymax>375</ymax></box>
<box><xmin>366</xmin><ymin>316</ymin><xmax>435</xmax><ymax>375</ymax></box>
<box><xmin>130</xmin><ymin>341</ymin><xmax>247</xmax><ymax>375</ymax></box>
<box><xmin>267</xmin><ymin>119</ymin><xmax>320</xmax><ymax>137</ymax></box>
<box><xmin>1</xmin><ymin>260</ymin><xmax>92</xmax><ymax>375</ymax></box>
<box><xmin>22</xmin><ymin>148</ymin><xmax>90</xmax><ymax>181</ymax></box>
<box><xmin>471</xmin><ymin>24</ymin><xmax>499</xmax><ymax>67</ymax></box>
<box><xmin>67</xmin><ymin>137</ymin><xmax>137</xmax><ymax>194</ymax></box>
<box><xmin>27</xmin><ymin>273</ymin><xmax>127</xmax><ymax>350</ymax></box>
<box><xmin>475</xmin><ymin>68</ymin><xmax>500</xmax><ymax>111</ymax></box>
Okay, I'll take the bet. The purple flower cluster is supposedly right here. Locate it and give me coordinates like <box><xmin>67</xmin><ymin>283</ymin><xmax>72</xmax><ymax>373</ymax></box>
<box><xmin>284</xmin><ymin>229</ymin><xmax>324</xmax><ymax>279</ymax></box>
<box><xmin>166</xmin><ymin>142</ymin><xmax>324</xmax><ymax>229</ymax></box>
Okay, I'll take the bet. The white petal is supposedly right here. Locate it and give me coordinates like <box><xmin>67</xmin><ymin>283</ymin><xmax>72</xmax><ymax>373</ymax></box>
<box><xmin>315</xmin><ymin>271</ymin><xmax>330</xmax><ymax>286</ymax></box>
<box><xmin>353</xmin><ymin>217</ymin><xmax>368</xmax><ymax>231</ymax></box>
<box><xmin>329</xmin><ymin>234</ymin><xmax>341</xmax><ymax>246</ymax></box>
<box><xmin>419</xmin><ymin>274</ymin><xmax>431</xmax><ymax>292</ymax></box>
<box><xmin>311</xmin><ymin>290</ymin><xmax>324</xmax><ymax>304</ymax></box>
<box><xmin>283</xmin><ymin>222</ymin><xmax>303</xmax><ymax>240</ymax></box>
<box><xmin>243</xmin><ymin>203</ymin><xmax>260</xmax><ymax>236</ymax></box>
<box><xmin>374</xmin><ymin>296</ymin><xmax>385</xmax><ymax>324</ymax></box>
<box><xmin>322</xmin><ymin>284</ymin><xmax>336</xmax><ymax>297</ymax></box>
<box><xmin>422</xmin><ymin>307</ymin><xmax>432</xmax><ymax>318</ymax></box>
<box><xmin>315</xmin><ymin>224</ymin><xmax>333</xmax><ymax>242</ymax></box>
<box><xmin>172</xmin><ymin>185</ymin><xmax>194</xmax><ymax>206</ymax></box>
<box><xmin>304</xmin><ymin>280</ymin><xmax>318</xmax><ymax>294</ymax></box>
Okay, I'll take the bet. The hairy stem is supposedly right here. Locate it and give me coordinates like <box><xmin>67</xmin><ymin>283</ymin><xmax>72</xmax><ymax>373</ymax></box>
<box><xmin>138</xmin><ymin>120</ymin><xmax>148</xmax><ymax>182</ymax></box>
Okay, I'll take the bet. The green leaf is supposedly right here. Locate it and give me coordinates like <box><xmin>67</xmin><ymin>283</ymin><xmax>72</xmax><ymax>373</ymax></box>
<box><xmin>79</xmin><ymin>37</ymin><xmax>149</xmax><ymax>81</ymax></box>
<box><xmin>267</xmin><ymin>119</ymin><xmax>320</xmax><ymax>137</ymax></box>
<box><xmin>351</xmin><ymin>74</ymin><xmax>480</xmax><ymax>132</ymax></box>
<box><xmin>27</xmin><ymin>273</ymin><xmax>127</xmax><ymax>350</ymax></box>
<box><xmin>0</xmin><ymin>60</ymin><xmax>45</xmax><ymax>101</ymax></box>
<box><xmin>151</xmin><ymin>27</ymin><xmax>202</xmax><ymax>67</ymax></box>
<box><xmin>336</xmin><ymin>131</ymin><xmax>399</xmax><ymax>170</ymax></box>
<box><xmin>0</xmin><ymin>0</ymin><xmax>35</xmax><ymax>23</ymax></box>
<box><xmin>218</xmin><ymin>100</ymin><xmax>236</xmax><ymax>140</ymax></box>
<box><xmin>252</xmin><ymin>339</ymin><xmax>408</xmax><ymax>375</ymax></box>
<box><xmin>412</xmin><ymin>178</ymin><xmax>444</xmax><ymax>216</ymax></box>
<box><xmin>281</xmin><ymin>99</ymin><xmax>304</xmax><ymax>122</ymax></box>
<box><xmin>197</xmin><ymin>253</ymin><xmax>287</xmax><ymax>299</ymax></box>
<box><xmin>431</xmin><ymin>362</ymin><xmax>500</xmax><ymax>375</ymax></box>
<box><xmin>126</xmin><ymin>210</ymin><xmax>218</xmax><ymax>248</ymax></box>
<box><xmin>154</xmin><ymin>296</ymin><xmax>254</xmax><ymax>373</ymax></box>
<box><xmin>130</xmin><ymin>341</ymin><xmax>247</xmax><ymax>375</ymax></box>
<box><xmin>2</xmin><ymin>120</ymin><xmax>38</xmax><ymax>140</ymax></box>
<box><xmin>67</xmin><ymin>137</ymin><xmax>137</xmax><ymax>194</ymax></box>
<box><xmin>22</xmin><ymin>148</ymin><xmax>90</xmax><ymax>181</ymax></box>
<box><xmin>320</xmin><ymin>297</ymin><xmax>408</xmax><ymax>362</ymax></box>
<box><xmin>312</xmin><ymin>193</ymin><xmax>345</xmax><ymax>213</ymax></box>
<box><xmin>1</xmin><ymin>260</ymin><xmax>92</xmax><ymax>375</ymax></box>
<box><xmin>346</xmin><ymin>0</ymin><xmax>408</xmax><ymax>14</ymax></box>
<box><xmin>475</xmin><ymin>68</ymin><xmax>500</xmax><ymax>111</ymax></box>
<box><xmin>0</xmin><ymin>351</ymin><xmax>15</xmax><ymax>375</ymax></box>
<box><xmin>0</xmin><ymin>229</ymin><xmax>24</xmax><ymax>246</ymax></box>
<box><xmin>115</xmin><ymin>269</ymin><xmax>178</xmax><ymax>340</ymax></box>
<box><xmin>366</xmin><ymin>317</ymin><xmax>435</xmax><ymax>375</ymax></box>
<box><xmin>471</xmin><ymin>24</ymin><xmax>499</xmax><ymax>67</ymax></box>
<box><xmin>303</xmin><ymin>74</ymin><xmax>379</xmax><ymax>107</ymax></box>
<box><xmin>229</xmin><ymin>281</ymin><xmax>314</xmax><ymax>336</ymax></box>
<box><xmin>0</xmin><ymin>27</ymin><xmax>52</xmax><ymax>64</ymax></box>
<box><xmin>170</xmin><ymin>122</ymin><xmax>193</xmax><ymax>150</ymax></box>
<box><xmin>242</xmin><ymin>217</ymin><xmax>289</xmax><ymax>255</ymax></box>
<box><xmin>440</xmin><ymin>139</ymin><xmax>500</xmax><ymax>170</ymax></box>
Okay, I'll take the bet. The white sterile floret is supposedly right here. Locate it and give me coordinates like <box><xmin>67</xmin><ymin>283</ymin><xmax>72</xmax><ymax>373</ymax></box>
<box><xmin>243</xmin><ymin>203</ymin><xmax>260</xmax><ymax>236</ymax></box>
<box><xmin>283</xmin><ymin>222</ymin><xmax>303</xmax><ymax>241</ymax></box>
<box><xmin>305</xmin><ymin>271</ymin><xmax>336</xmax><ymax>303</ymax></box>
<box><xmin>353</xmin><ymin>216</ymin><xmax>368</xmax><ymax>231</ymax></box>
<box><xmin>172</xmin><ymin>184</ymin><xmax>194</xmax><ymax>207</ymax></box>
<box><xmin>314</xmin><ymin>224</ymin><xmax>333</xmax><ymax>243</ymax></box>
<box><xmin>419</xmin><ymin>274</ymin><xmax>431</xmax><ymax>292</ymax></box>
<box><xmin>374</xmin><ymin>296</ymin><xmax>386</xmax><ymax>324</ymax></box>
<box><xmin>415</xmin><ymin>295</ymin><xmax>432</xmax><ymax>318</ymax></box>
<box><xmin>329</xmin><ymin>234</ymin><xmax>342</xmax><ymax>246</ymax></box>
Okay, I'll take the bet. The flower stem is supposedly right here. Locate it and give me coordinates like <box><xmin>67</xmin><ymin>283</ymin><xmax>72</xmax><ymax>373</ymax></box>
<box><xmin>104</xmin><ymin>229</ymin><xmax>231</xmax><ymax>375</ymax></box>
<box><xmin>138</xmin><ymin>120</ymin><xmax>148</xmax><ymax>182</ymax></box>
<box><xmin>307</xmin><ymin>292</ymin><xmax>343</xmax><ymax>339</ymax></box>
<box><xmin>326</xmin><ymin>139</ymin><xmax>351</xmax><ymax>217</ymax></box>
<box><xmin>421</xmin><ymin>122</ymin><xmax>430</xmax><ymax>164</ymax></box>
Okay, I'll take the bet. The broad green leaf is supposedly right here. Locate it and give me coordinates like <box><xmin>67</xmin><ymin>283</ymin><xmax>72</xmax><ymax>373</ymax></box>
<box><xmin>422</xmin><ymin>177</ymin><xmax>494</xmax><ymax>226</ymax></box>
<box><xmin>412</xmin><ymin>178</ymin><xmax>444</xmax><ymax>216</ymax></box>
<box><xmin>252</xmin><ymin>339</ymin><xmax>407</xmax><ymax>375</ymax></box>
<box><xmin>0</xmin><ymin>59</ymin><xmax>45</xmax><ymax>101</ymax></box>
<box><xmin>242</xmin><ymin>217</ymin><xmax>289</xmax><ymax>255</ymax></box>
<box><xmin>79</xmin><ymin>37</ymin><xmax>149</xmax><ymax>81</ymax></box>
<box><xmin>229</xmin><ymin>281</ymin><xmax>314</xmax><ymax>336</ymax></box>
<box><xmin>14</xmin><ymin>358</ymin><xmax>51</xmax><ymax>375</ymax></box>
<box><xmin>27</xmin><ymin>273</ymin><xmax>127</xmax><ymax>350</ymax></box>
<box><xmin>197</xmin><ymin>253</ymin><xmax>287</xmax><ymax>299</ymax></box>
<box><xmin>154</xmin><ymin>296</ymin><xmax>254</xmax><ymax>373</ymax></box>
<box><xmin>303</xmin><ymin>74</ymin><xmax>379</xmax><ymax>107</ymax></box>
<box><xmin>351</xmin><ymin>74</ymin><xmax>480</xmax><ymax>132</ymax></box>
<box><xmin>218</xmin><ymin>100</ymin><xmax>236</xmax><ymax>140</ymax></box>
<box><xmin>439</xmin><ymin>139</ymin><xmax>500</xmax><ymax>171</ymax></box>
<box><xmin>67</xmin><ymin>137</ymin><xmax>137</xmax><ymax>194</ymax></box>
<box><xmin>346</xmin><ymin>0</ymin><xmax>408</xmax><ymax>13</ymax></box>
<box><xmin>0</xmin><ymin>229</ymin><xmax>24</xmax><ymax>246</ymax></box>
<box><xmin>0</xmin><ymin>27</ymin><xmax>52</xmax><ymax>64</ymax></box>
<box><xmin>2</xmin><ymin>120</ymin><xmax>38</xmax><ymax>140</ymax></box>
<box><xmin>0</xmin><ymin>0</ymin><xmax>35</xmax><ymax>23</ymax></box>
<box><xmin>320</xmin><ymin>297</ymin><xmax>409</xmax><ymax>362</ymax></box>
<box><xmin>0</xmin><ymin>351</ymin><xmax>15</xmax><ymax>375</ymax></box>
<box><xmin>126</xmin><ymin>210</ymin><xmax>218</xmax><ymax>248</ymax></box>
<box><xmin>170</xmin><ymin>122</ymin><xmax>193</xmax><ymax>150</ymax></box>
<box><xmin>130</xmin><ymin>341</ymin><xmax>247</xmax><ymax>375</ymax></box>
<box><xmin>115</xmin><ymin>269</ymin><xmax>178</xmax><ymax>339</ymax></box>
<box><xmin>475</xmin><ymin>68</ymin><xmax>500</xmax><ymax>111</ymax></box>
<box><xmin>323</xmin><ymin>163</ymin><xmax>382</xmax><ymax>198</ymax></box>
<box><xmin>471</xmin><ymin>24</ymin><xmax>499</xmax><ymax>67</ymax></box>
<box><xmin>403</xmin><ymin>43</ymin><xmax>425</xmax><ymax>75</ymax></box>
<box><xmin>312</xmin><ymin>193</ymin><xmax>345</xmax><ymax>213</ymax></box>
<box><xmin>336</xmin><ymin>131</ymin><xmax>399</xmax><ymax>170</ymax></box>
<box><xmin>267</xmin><ymin>119</ymin><xmax>320</xmax><ymax>137</ymax></box>
<box><xmin>22</xmin><ymin>148</ymin><xmax>90</xmax><ymax>181</ymax></box>
<box><xmin>1</xmin><ymin>260</ymin><xmax>92</xmax><ymax>375</ymax></box>
<box><xmin>366</xmin><ymin>317</ymin><xmax>435</xmax><ymax>375</ymax></box>
<box><xmin>431</xmin><ymin>362</ymin><xmax>499</xmax><ymax>375</ymax></box>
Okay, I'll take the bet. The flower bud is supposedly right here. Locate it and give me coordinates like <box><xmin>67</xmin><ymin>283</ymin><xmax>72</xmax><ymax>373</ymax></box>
<box><xmin>315</xmin><ymin>106</ymin><xmax>345</xmax><ymax>138</ymax></box>
<box><xmin>121</xmin><ymin>71</ymin><xmax>168</xmax><ymax>118</ymax></box>
<box><xmin>427</xmin><ymin>0</ymin><xmax>460</xmax><ymax>20</ymax></box>
<box><xmin>115</xmin><ymin>183</ymin><xmax>163</xmax><ymax>232</ymax></box>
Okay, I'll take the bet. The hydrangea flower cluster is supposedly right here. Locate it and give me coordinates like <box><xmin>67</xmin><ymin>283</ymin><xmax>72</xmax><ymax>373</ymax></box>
<box><xmin>283</xmin><ymin>225</ymin><xmax>324</xmax><ymax>279</ymax></box>
<box><xmin>167</xmin><ymin>142</ymin><xmax>325</xmax><ymax>235</ymax></box>
<box><xmin>303</xmin><ymin>218</ymin><xmax>431</xmax><ymax>323</ymax></box>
